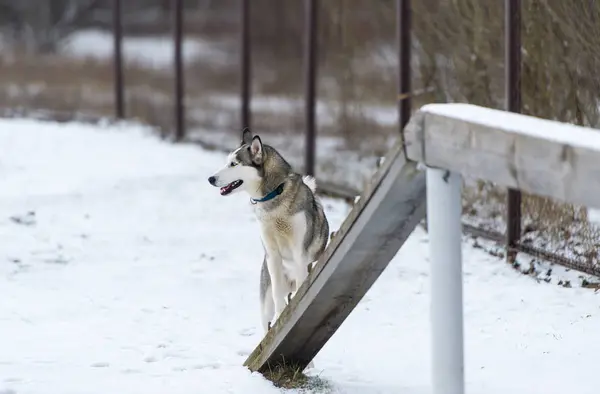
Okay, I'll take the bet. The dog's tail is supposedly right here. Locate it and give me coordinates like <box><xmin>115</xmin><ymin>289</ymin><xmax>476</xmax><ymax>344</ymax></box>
<box><xmin>302</xmin><ymin>175</ymin><xmax>317</xmax><ymax>194</ymax></box>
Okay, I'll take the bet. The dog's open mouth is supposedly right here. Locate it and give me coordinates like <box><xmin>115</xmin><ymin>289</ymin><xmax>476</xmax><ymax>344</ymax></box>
<box><xmin>220</xmin><ymin>180</ymin><xmax>243</xmax><ymax>196</ymax></box>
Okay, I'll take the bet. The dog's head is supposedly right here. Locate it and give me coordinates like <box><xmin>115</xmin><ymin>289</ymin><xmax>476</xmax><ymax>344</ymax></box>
<box><xmin>208</xmin><ymin>128</ymin><xmax>264</xmax><ymax>196</ymax></box>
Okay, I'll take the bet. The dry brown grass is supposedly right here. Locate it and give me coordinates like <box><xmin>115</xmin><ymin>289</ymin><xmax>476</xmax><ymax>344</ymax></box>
<box><xmin>462</xmin><ymin>179</ymin><xmax>600</xmax><ymax>272</ymax></box>
<box><xmin>262</xmin><ymin>361</ymin><xmax>330</xmax><ymax>391</ymax></box>
<box><xmin>0</xmin><ymin>46</ymin><xmax>400</xmax><ymax>148</ymax></box>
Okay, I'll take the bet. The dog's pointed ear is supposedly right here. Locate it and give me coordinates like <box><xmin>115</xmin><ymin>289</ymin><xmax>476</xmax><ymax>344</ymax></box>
<box><xmin>241</xmin><ymin>127</ymin><xmax>253</xmax><ymax>146</ymax></box>
<box><xmin>250</xmin><ymin>135</ymin><xmax>263</xmax><ymax>164</ymax></box>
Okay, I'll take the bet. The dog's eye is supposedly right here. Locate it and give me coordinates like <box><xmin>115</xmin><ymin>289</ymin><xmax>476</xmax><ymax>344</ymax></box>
<box><xmin>230</xmin><ymin>162</ymin><xmax>237</xmax><ymax>167</ymax></box>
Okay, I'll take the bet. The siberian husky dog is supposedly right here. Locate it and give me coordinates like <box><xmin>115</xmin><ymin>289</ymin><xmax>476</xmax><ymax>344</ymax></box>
<box><xmin>208</xmin><ymin>128</ymin><xmax>329</xmax><ymax>333</ymax></box>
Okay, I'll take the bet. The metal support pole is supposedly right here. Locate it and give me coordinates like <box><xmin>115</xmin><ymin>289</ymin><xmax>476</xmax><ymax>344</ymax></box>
<box><xmin>427</xmin><ymin>167</ymin><xmax>465</xmax><ymax>394</ymax></box>
<box><xmin>240</xmin><ymin>0</ymin><xmax>251</xmax><ymax>130</ymax></box>
<box><xmin>304</xmin><ymin>0</ymin><xmax>318</xmax><ymax>176</ymax></box>
<box><xmin>173</xmin><ymin>0</ymin><xmax>185</xmax><ymax>141</ymax></box>
<box><xmin>112</xmin><ymin>0</ymin><xmax>124</xmax><ymax>118</ymax></box>
<box><xmin>397</xmin><ymin>0</ymin><xmax>411</xmax><ymax>131</ymax></box>
<box><xmin>505</xmin><ymin>0</ymin><xmax>522</xmax><ymax>263</ymax></box>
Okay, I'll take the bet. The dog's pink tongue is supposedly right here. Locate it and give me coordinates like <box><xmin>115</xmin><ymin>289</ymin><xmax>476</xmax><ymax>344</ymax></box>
<box><xmin>219</xmin><ymin>185</ymin><xmax>229</xmax><ymax>195</ymax></box>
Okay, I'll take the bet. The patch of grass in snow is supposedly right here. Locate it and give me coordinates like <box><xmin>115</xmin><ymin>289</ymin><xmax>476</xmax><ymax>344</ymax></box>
<box><xmin>465</xmin><ymin>233</ymin><xmax>600</xmax><ymax>289</ymax></box>
<box><xmin>581</xmin><ymin>278</ymin><xmax>600</xmax><ymax>290</ymax></box>
<box><xmin>462</xmin><ymin>179</ymin><xmax>600</xmax><ymax>276</ymax></box>
<box><xmin>263</xmin><ymin>362</ymin><xmax>331</xmax><ymax>392</ymax></box>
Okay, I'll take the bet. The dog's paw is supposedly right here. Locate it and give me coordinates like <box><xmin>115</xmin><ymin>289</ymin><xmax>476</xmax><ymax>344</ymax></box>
<box><xmin>329</xmin><ymin>231</ymin><xmax>337</xmax><ymax>241</ymax></box>
<box><xmin>287</xmin><ymin>290</ymin><xmax>300</xmax><ymax>303</ymax></box>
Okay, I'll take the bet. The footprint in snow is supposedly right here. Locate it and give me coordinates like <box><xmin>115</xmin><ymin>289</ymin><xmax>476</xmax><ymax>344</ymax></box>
<box><xmin>193</xmin><ymin>362</ymin><xmax>220</xmax><ymax>370</ymax></box>
<box><xmin>239</xmin><ymin>327</ymin><xmax>255</xmax><ymax>337</ymax></box>
<box><xmin>9</xmin><ymin>211</ymin><xmax>36</xmax><ymax>226</ymax></box>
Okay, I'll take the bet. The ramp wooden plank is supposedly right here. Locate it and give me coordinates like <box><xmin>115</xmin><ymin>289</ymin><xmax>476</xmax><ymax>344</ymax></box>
<box><xmin>244</xmin><ymin>138</ymin><xmax>427</xmax><ymax>372</ymax></box>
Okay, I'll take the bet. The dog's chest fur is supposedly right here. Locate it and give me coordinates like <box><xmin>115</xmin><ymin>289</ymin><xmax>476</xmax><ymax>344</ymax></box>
<box><xmin>254</xmin><ymin>204</ymin><xmax>305</xmax><ymax>263</ymax></box>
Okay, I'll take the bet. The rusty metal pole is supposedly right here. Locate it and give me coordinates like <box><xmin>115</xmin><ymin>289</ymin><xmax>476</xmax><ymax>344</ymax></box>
<box><xmin>397</xmin><ymin>0</ymin><xmax>411</xmax><ymax>131</ymax></box>
<box><xmin>113</xmin><ymin>0</ymin><xmax>124</xmax><ymax>118</ymax></box>
<box><xmin>173</xmin><ymin>0</ymin><xmax>185</xmax><ymax>141</ymax></box>
<box><xmin>505</xmin><ymin>0</ymin><xmax>522</xmax><ymax>263</ymax></box>
<box><xmin>304</xmin><ymin>0</ymin><xmax>318</xmax><ymax>176</ymax></box>
<box><xmin>240</xmin><ymin>0</ymin><xmax>251</xmax><ymax>130</ymax></box>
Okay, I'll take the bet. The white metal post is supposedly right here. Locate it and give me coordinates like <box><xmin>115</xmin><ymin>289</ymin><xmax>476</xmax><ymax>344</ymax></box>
<box><xmin>426</xmin><ymin>167</ymin><xmax>465</xmax><ymax>394</ymax></box>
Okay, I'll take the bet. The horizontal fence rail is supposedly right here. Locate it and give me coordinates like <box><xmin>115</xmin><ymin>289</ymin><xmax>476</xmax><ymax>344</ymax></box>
<box><xmin>404</xmin><ymin>103</ymin><xmax>600</xmax><ymax>211</ymax></box>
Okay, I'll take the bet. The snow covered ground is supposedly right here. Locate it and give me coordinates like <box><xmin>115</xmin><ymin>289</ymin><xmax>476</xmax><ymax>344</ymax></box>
<box><xmin>60</xmin><ymin>29</ymin><xmax>231</xmax><ymax>68</ymax></box>
<box><xmin>0</xmin><ymin>118</ymin><xmax>599</xmax><ymax>394</ymax></box>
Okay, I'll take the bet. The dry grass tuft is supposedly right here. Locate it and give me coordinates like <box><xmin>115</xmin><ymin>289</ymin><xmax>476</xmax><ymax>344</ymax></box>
<box><xmin>262</xmin><ymin>361</ymin><xmax>330</xmax><ymax>391</ymax></box>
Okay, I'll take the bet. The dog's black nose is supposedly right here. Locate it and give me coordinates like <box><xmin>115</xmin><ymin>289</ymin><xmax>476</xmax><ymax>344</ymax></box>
<box><xmin>208</xmin><ymin>176</ymin><xmax>216</xmax><ymax>185</ymax></box>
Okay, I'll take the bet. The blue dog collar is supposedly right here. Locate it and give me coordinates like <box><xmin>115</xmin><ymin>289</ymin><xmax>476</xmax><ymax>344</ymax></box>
<box><xmin>251</xmin><ymin>183</ymin><xmax>285</xmax><ymax>204</ymax></box>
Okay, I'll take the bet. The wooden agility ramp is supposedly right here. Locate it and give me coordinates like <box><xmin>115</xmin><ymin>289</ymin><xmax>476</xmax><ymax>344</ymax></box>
<box><xmin>244</xmin><ymin>132</ymin><xmax>427</xmax><ymax>372</ymax></box>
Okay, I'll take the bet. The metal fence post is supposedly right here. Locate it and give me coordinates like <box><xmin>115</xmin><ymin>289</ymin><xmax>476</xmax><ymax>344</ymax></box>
<box><xmin>397</xmin><ymin>0</ymin><xmax>411</xmax><ymax>131</ymax></box>
<box><xmin>240</xmin><ymin>0</ymin><xmax>251</xmax><ymax>130</ymax></box>
<box><xmin>304</xmin><ymin>0</ymin><xmax>318</xmax><ymax>176</ymax></box>
<box><xmin>173</xmin><ymin>0</ymin><xmax>185</xmax><ymax>141</ymax></box>
<box><xmin>112</xmin><ymin>0</ymin><xmax>124</xmax><ymax>119</ymax></box>
<box><xmin>505</xmin><ymin>0</ymin><xmax>522</xmax><ymax>263</ymax></box>
<box><xmin>427</xmin><ymin>167</ymin><xmax>465</xmax><ymax>394</ymax></box>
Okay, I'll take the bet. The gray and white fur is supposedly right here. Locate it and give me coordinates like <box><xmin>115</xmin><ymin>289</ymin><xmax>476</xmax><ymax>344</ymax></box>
<box><xmin>208</xmin><ymin>128</ymin><xmax>329</xmax><ymax>333</ymax></box>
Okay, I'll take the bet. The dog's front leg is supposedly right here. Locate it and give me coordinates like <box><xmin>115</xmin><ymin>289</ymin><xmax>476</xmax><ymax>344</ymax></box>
<box><xmin>265</xmin><ymin>248</ymin><xmax>288</xmax><ymax>325</ymax></box>
<box><xmin>288</xmin><ymin>250</ymin><xmax>310</xmax><ymax>302</ymax></box>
